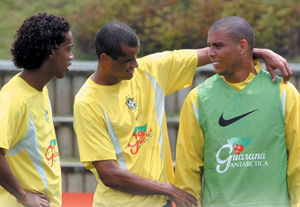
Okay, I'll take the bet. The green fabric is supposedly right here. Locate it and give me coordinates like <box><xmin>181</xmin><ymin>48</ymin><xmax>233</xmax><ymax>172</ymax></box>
<box><xmin>197</xmin><ymin>69</ymin><xmax>289</xmax><ymax>207</ymax></box>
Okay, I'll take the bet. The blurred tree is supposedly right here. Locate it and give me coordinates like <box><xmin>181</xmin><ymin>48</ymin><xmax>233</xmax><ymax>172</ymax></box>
<box><xmin>222</xmin><ymin>0</ymin><xmax>300</xmax><ymax>58</ymax></box>
<box><xmin>71</xmin><ymin>0</ymin><xmax>181</xmax><ymax>58</ymax></box>
<box><xmin>0</xmin><ymin>0</ymin><xmax>83</xmax><ymax>60</ymax></box>
<box><xmin>0</xmin><ymin>0</ymin><xmax>299</xmax><ymax>61</ymax></box>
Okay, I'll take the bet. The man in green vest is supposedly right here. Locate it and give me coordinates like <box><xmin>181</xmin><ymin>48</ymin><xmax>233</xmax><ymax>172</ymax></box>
<box><xmin>175</xmin><ymin>16</ymin><xmax>300</xmax><ymax>207</ymax></box>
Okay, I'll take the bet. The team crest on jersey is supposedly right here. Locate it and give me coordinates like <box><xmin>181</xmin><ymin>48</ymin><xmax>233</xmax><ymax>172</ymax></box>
<box><xmin>45</xmin><ymin>109</ymin><xmax>49</xmax><ymax>123</ymax></box>
<box><xmin>126</xmin><ymin>96</ymin><xmax>137</xmax><ymax>110</ymax></box>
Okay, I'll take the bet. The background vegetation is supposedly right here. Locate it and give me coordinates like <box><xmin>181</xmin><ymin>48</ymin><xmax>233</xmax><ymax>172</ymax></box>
<box><xmin>0</xmin><ymin>0</ymin><xmax>299</xmax><ymax>61</ymax></box>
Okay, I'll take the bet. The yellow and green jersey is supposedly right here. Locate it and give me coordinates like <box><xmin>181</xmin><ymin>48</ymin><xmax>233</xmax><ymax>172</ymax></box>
<box><xmin>74</xmin><ymin>50</ymin><xmax>198</xmax><ymax>207</ymax></box>
<box><xmin>0</xmin><ymin>75</ymin><xmax>61</xmax><ymax>207</ymax></box>
<box><xmin>175</xmin><ymin>61</ymin><xmax>300</xmax><ymax>207</ymax></box>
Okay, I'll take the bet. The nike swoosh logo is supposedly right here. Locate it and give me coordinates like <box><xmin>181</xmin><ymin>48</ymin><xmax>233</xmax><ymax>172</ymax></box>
<box><xmin>219</xmin><ymin>109</ymin><xmax>258</xmax><ymax>127</ymax></box>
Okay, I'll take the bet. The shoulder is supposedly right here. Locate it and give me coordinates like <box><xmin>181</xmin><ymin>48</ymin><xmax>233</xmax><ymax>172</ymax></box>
<box><xmin>75</xmin><ymin>78</ymin><xmax>96</xmax><ymax>104</ymax></box>
<box><xmin>74</xmin><ymin>83</ymin><xmax>103</xmax><ymax>116</ymax></box>
<box><xmin>184</xmin><ymin>86</ymin><xmax>199</xmax><ymax>106</ymax></box>
<box><xmin>138</xmin><ymin>50</ymin><xmax>197</xmax><ymax>66</ymax></box>
<box><xmin>198</xmin><ymin>74</ymin><xmax>221</xmax><ymax>88</ymax></box>
<box><xmin>280</xmin><ymin>80</ymin><xmax>300</xmax><ymax>99</ymax></box>
<box><xmin>0</xmin><ymin>77</ymin><xmax>28</xmax><ymax>108</ymax></box>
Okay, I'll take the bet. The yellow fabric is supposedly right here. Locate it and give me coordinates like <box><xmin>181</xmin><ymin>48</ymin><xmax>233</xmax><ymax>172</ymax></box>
<box><xmin>0</xmin><ymin>75</ymin><xmax>61</xmax><ymax>207</ymax></box>
<box><xmin>175</xmin><ymin>61</ymin><xmax>300</xmax><ymax>206</ymax></box>
<box><xmin>74</xmin><ymin>50</ymin><xmax>198</xmax><ymax>207</ymax></box>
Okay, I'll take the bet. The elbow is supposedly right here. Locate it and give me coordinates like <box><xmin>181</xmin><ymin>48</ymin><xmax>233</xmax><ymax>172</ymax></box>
<box><xmin>99</xmin><ymin>172</ymin><xmax>118</xmax><ymax>188</ymax></box>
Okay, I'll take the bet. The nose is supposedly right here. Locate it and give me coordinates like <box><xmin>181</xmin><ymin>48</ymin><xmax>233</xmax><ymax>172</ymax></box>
<box><xmin>131</xmin><ymin>58</ymin><xmax>139</xmax><ymax>68</ymax></box>
<box><xmin>69</xmin><ymin>53</ymin><xmax>74</xmax><ymax>60</ymax></box>
<box><xmin>208</xmin><ymin>47</ymin><xmax>216</xmax><ymax>57</ymax></box>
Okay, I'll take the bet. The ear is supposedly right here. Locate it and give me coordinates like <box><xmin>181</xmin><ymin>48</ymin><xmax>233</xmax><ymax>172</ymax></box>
<box><xmin>240</xmin><ymin>39</ymin><xmax>248</xmax><ymax>54</ymax></box>
<box><xmin>101</xmin><ymin>53</ymin><xmax>110</xmax><ymax>64</ymax></box>
<box><xmin>49</xmin><ymin>47</ymin><xmax>55</xmax><ymax>59</ymax></box>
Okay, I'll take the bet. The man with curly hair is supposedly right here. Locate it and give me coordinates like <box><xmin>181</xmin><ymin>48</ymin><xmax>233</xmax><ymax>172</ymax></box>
<box><xmin>0</xmin><ymin>13</ymin><xmax>73</xmax><ymax>207</ymax></box>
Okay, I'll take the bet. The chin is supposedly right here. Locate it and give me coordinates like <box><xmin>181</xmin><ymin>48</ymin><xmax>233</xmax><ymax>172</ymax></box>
<box><xmin>126</xmin><ymin>74</ymin><xmax>134</xmax><ymax>80</ymax></box>
<box><xmin>215</xmin><ymin>69</ymin><xmax>226</xmax><ymax>76</ymax></box>
<box><xmin>54</xmin><ymin>74</ymin><xmax>66</xmax><ymax>79</ymax></box>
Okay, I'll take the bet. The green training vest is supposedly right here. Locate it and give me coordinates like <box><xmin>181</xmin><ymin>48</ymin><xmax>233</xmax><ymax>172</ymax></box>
<box><xmin>197</xmin><ymin>69</ymin><xmax>289</xmax><ymax>207</ymax></box>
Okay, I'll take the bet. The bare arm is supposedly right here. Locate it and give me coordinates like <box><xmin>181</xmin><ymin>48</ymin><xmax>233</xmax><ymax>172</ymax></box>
<box><xmin>196</xmin><ymin>47</ymin><xmax>210</xmax><ymax>67</ymax></box>
<box><xmin>94</xmin><ymin>160</ymin><xmax>198</xmax><ymax>207</ymax></box>
<box><xmin>196</xmin><ymin>47</ymin><xmax>292</xmax><ymax>83</ymax></box>
<box><xmin>253</xmin><ymin>48</ymin><xmax>292</xmax><ymax>83</ymax></box>
<box><xmin>0</xmin><ymin>148</ymin><xmax>50</xmax><ymax>207</ymax></box>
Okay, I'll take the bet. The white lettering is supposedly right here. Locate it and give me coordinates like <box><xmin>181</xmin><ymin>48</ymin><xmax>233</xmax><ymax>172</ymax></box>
<box><xmin>216</xmin><ymin>144</ymin><xmax>268</xmax><ymax>173</ymax></box>
<box><xmin>216</xmin><ymin>144</ymin><xmax>233</xmax><ymax>173</ymax></box>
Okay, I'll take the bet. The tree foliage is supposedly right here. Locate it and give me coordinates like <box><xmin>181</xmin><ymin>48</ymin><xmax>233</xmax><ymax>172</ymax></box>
<box><xmin>0</xmin><ymin>0</ymin><xmax>299</xmax><ymax>60</ymax></box>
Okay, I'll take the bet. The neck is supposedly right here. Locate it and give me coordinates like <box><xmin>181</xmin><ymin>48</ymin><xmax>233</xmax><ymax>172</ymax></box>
<box><xmin>224</xmin><ymin>59</ymin><xmax>256</xmax><ymax>83</ymax></box>
<box><xmin>91</xmin><ymin>65</ymin><xmax>120</xmax><ymax>86</ymax></box>
<box><xmin>19</xmin><ymin>69</ymin><xmax>52</xmax><ymax>92</ymax></box>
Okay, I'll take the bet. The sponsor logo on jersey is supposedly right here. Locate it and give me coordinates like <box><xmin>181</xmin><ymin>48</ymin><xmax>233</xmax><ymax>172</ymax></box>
<box><xmin>216</xmin><ymin>137</ymin><xmax>268</xmax><ymax>173</ymax></box>
<box><xmin>45</xmin><ymin>139</ymin><xmax>59</xmax><ymax>167</ymax></box>
<box><xmin>219</xmin><ymin>109</ymin><xmax>258</xmax><ymax>127</ymax></box>
<box><xmin>128</xmin><ymin>124</ymin><xmax>154</xmax><ymax>155</ymax></box>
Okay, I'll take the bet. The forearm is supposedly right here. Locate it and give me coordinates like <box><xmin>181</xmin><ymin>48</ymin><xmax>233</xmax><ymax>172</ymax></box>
<box><xmin>0</xmin><ymin>149</ymin><xmax>26</xmax><ymax>201</ymax></box>
<box><xmin>95</xmin><ymin>161</ymin><xmax>176</xmax><ymax>197</ymax></box>
<box><xmin>196</xmin><ymin>47</ymin><xmax>211</xmax><ymax>67</ymax></box>
<box><xmin>95</xmin><ymin>158</ymin><xmax>198</xmax><ymax>206</ymax></box>
<box><xmin>196</xmin><ymin>47</ymin><xmax>267</xmax><ymax>66</ymax></box>
<box><xmin>252</xmin><ymin>48</ymin><xmax>270</xmax><ymax>60</ymax></box>
<box><xmin>196</xmin><ymin>47</ymin><xmax>273</xmax><ymax>67</ymax></box>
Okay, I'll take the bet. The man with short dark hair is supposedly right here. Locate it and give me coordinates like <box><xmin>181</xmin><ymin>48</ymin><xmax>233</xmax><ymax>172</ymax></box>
<box><xmin>175</xmin><ymin>16</ymin><xmax>300</xmax><ymax>207</ymax></box>
<box><xmin>74</xmin><ymin>20</ymin><xmax>293</xmax><ymax>207</ymax></box>
<box><xmin>0</xmin><ymin>13</ymin><xmax>74</xmax><ymax>207</ymax></box>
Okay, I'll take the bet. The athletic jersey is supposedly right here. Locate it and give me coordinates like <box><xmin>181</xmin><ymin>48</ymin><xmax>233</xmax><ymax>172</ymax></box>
<box><xmin>0</xmin><ymin>75</ymin><xmax>61</xmax><ymax>207</ymax></box>
<box><xmin>74</xmin><ymin>50</ymin><xmax>198</xmax><ymax>207</ymax></box>
<box><xmin>175</xmin><ymin>61</ymin><xmax>300</xmax><ymax>207</ymax></box>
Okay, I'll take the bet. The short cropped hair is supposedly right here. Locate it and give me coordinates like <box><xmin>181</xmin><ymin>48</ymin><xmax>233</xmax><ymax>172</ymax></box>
<box><xmin>209</xmin><ymin>16</ymin><xmax>255</xmax><ymax>53</ymax></box>
<box><xmin>11</xmin><ymin>13</ymin><xmax>70</xmax><ymax>70</ymax></box>
<box><xmin>94</xmin><ymin>21</ymin><xmax>139</xmax><ymax>60</ymax></box>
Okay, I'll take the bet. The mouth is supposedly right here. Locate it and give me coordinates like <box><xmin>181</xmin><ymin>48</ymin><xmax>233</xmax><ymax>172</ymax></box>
<box><xmin>67</xmin><ymin>63</ymin><xmax>72</xmax><ymax>70</ymax></box>
<box><xmin>212</xmin><ymin>61</ymin><xmax>220</xmax><ymax>68</ymax></box>
<box><xmin>127</xmin><ymin>69</ymin><xmax>135</xmax><ymax>74</ymax></box>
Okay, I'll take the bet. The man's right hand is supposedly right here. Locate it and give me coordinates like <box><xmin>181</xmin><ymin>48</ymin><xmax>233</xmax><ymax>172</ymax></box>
<box><xmin>169</xmin><ymin>185</ymin><xmax>198</xmax><ymax>207</ymax></box>
<box><xmin>17</xmin><ymin>192</ymin><xmax>50</xmax><ymax>207</ymax></box>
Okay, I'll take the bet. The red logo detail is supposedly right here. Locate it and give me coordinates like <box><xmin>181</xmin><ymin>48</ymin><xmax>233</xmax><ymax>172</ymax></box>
<box><xmin>45</xmin><ymin>145</ymin><xmax>59</xmax><ymax>167</ymax></box>
<box><xmin>233</xmin><ymin>144</ymin><xmax>244</xmax><ymax>154</ymax></box>
<box><xmin>128</xmin><ymin>129</ymin><xmax>153</xmax><ymax>155</ymax></box>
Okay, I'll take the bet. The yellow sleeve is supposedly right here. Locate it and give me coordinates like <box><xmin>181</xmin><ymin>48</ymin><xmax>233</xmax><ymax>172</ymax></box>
<box><xmin>139</xmin><ymin>50</ymin><xmax>198</xmax><ymax>96</ymax></box>
<box><xmin>0</xmin><ymin>94</ymin><xmax>28</xmax><ymax>150</ymax></box>
<box><xmin>74</xmin><ymin>93</ymin><xmax>117</xmax><ymax>170</ymax></box>
<box><xmin>174</xmin><ymin>87</ymin><xmax>205</xmax><ymax>205</ymax></box>
<box><xmin>281</xmin><ymin>81</ymin><xmax>300</xmax><ymax>206</ymax></box>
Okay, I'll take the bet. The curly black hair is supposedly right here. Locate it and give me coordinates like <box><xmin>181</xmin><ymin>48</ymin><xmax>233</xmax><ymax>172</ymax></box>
<box><xmin>11</xmin><ymin>13</ymin><xmax>70</xmax><ymax>70</ymax></box>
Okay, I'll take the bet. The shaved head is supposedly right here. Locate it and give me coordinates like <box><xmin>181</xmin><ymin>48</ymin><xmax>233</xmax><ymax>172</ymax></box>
<box><xmin>209</xmin><ymin>16</ymin><xmax>255</xmax><ymax>53</ymax></box>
